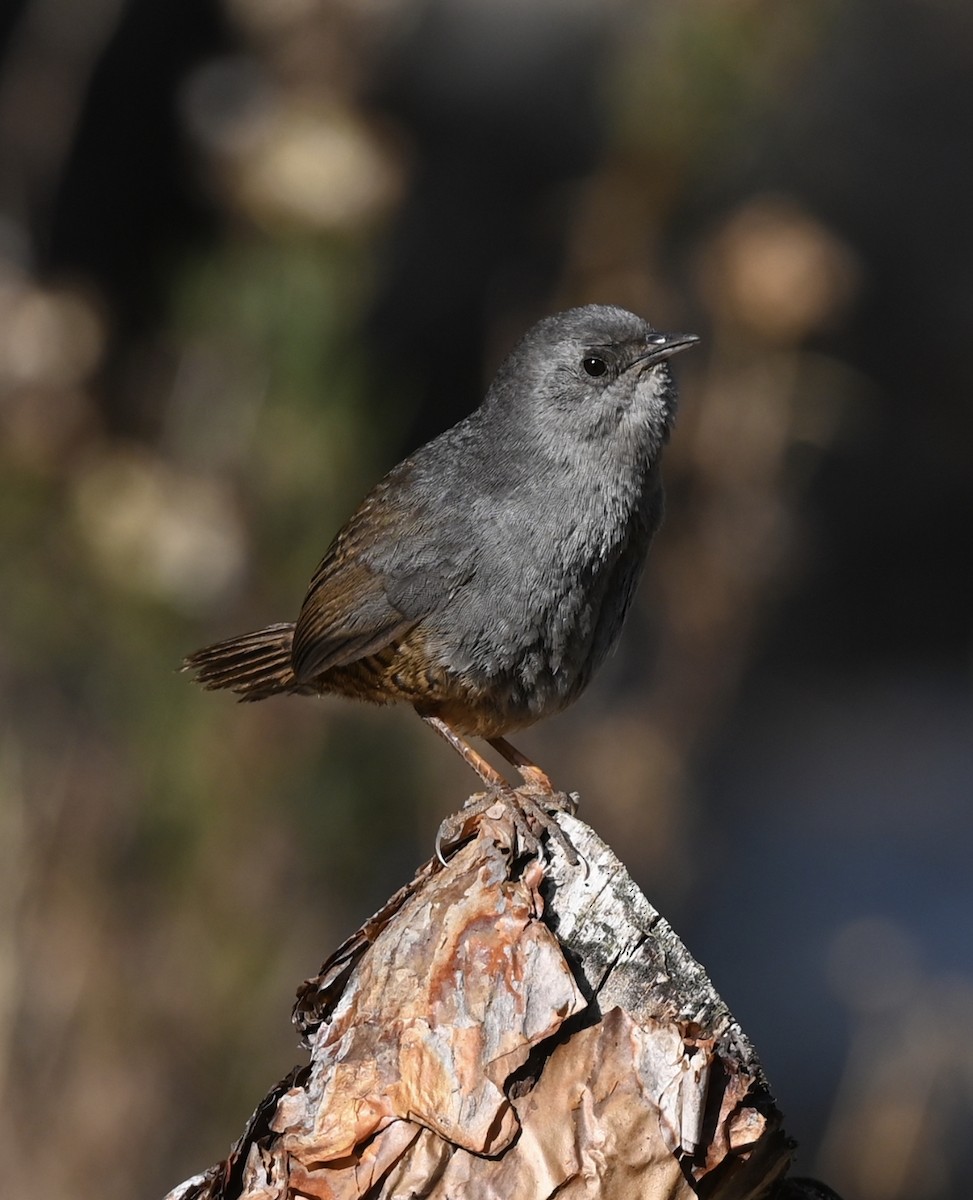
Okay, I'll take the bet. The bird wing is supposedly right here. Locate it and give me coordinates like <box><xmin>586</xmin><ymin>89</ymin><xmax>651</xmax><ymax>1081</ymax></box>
<box><xmin>291</xmin><ymin>555</ymin><xmax>419</xmax><ymax>682</ymax></box>
<box><xmin>290</xmin><ymin>465</ymin><xmax>475</xmax><ymax>683</ymax></box>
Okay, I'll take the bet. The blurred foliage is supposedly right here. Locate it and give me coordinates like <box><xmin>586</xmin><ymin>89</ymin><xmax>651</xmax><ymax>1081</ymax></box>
<box><xmin>0</xmin><ymin>2</ymin><xmax>971</xmax><ymax>1199</ymax></box>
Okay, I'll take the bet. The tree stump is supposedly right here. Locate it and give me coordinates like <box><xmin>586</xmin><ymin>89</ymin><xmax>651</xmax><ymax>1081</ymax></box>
<box><xmin>164</xmin><ymin>797</ymin><xmax>827</xmax><ymax>1200</ymax></box>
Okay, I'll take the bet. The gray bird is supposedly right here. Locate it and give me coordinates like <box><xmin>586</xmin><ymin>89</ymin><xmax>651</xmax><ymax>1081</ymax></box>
<box><xmin>185</xmin><ymin>305</ymin><xmax>697</xmax><ymax>849</ymax></box>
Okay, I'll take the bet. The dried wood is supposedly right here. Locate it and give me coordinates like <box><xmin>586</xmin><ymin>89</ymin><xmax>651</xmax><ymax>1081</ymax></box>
<box><xmin>164</xmin><ymin>797</ymin><xmax>809</xmax><ymax>1200</ymax></box>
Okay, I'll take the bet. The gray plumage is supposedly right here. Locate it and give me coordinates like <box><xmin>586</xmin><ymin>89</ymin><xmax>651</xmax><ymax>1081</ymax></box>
<box><xmin>186</xmin><ymin>304</ymin><xmax>697</xmax><ymax>746</ymax></box>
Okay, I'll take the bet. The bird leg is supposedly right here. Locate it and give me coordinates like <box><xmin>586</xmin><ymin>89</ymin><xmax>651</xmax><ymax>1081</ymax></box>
<box><xmin>421</xmin><ymin>715</ymin><xmax>510</xmax><ymax>790</ymax></box>
<box><xmin>487</xmin><ymin>736</ymin><xmax>556</xmax><ymax>794</ymax></box>
<box><xmin>421</xmin><ymin>716</ymin><xmax>577</xmax><ymax>866</ymax></box>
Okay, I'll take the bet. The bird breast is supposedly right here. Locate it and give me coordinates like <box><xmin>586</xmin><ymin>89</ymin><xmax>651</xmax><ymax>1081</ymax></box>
<box><xmin>416</xmin><ymin>464</ymin><xmax>661</xmax><ymax>733</ymax></box>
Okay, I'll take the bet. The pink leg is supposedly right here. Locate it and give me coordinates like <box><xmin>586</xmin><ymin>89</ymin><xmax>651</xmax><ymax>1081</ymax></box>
<box><xmin>487</xmin><ymin>736</ymin><xmax>556</xmax><ymax>795</ymax></box>
<box><xmin>422</xmin><ymin>715</ymin><xmax>509</xmax><ymax>790</ymax></box>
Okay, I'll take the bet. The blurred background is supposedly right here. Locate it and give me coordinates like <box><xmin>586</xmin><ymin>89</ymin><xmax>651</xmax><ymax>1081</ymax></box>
<box><xmin>1</xmin><ymin>1</ymin><xmax>971</xmax><ymax>1197</ymax></box>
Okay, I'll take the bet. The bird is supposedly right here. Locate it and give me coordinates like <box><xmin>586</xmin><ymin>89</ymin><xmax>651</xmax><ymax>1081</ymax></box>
<box><xmin>184</xmin><ymin>304</ymin><xmax>697</xmax><ymax>854</ymax></box>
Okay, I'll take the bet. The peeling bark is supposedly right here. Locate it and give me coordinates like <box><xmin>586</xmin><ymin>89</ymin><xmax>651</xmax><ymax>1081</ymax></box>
<box><xmin>164</xmin><ymin>799</ymin><xmax>823</xmax><ymax>1200</ymax></box>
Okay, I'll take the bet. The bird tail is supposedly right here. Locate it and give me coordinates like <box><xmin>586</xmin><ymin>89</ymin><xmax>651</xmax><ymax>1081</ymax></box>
<box><xmin>183</xmin><ymin>623</ymin><xmax>300</xmax><ymax>701</ymax></box>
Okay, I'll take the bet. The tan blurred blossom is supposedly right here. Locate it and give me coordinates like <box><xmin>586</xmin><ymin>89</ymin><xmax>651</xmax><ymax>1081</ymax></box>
<box><xmin>234</xmin><ymin>106</ymin><xmax>402</xmax><ymax>231</ymax></box>
<box><xmin>227</xmin><ymin>0</ymin><xmax>323</xmax><ymax>35</ymax></box>
<box><xmin>697</xmin><ymin>195</ymin><xmax>861</xmax><ymax>342</ymax></box>
<box><xmin>0</xmin><ymin>279</ymin><xmax>105</xmax><ymax>388</ymax></box>
<box><xmin>71</xmin><ymin>445</ymin><xmax>248</xmax><ymax>612</ymax></box>
<box><xmin>0</xmin><ymin>275</ymin><xmax>105</xmax><ymax>468</ymax></box>
<box><xmin>182</xmin><ymin>58</ymin><xmax>403</xmax><ymax>233</ymax></box>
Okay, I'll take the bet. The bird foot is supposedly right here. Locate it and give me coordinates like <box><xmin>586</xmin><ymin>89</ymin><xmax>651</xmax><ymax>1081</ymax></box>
<box><xmin>436</xmin><ymin>787</ymin><xmax>580</xmax><ymax>867</ymax></box>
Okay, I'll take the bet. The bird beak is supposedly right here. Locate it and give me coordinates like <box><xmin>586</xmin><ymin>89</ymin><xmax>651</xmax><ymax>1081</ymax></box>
<box><xmin>630</xmin><ymin>332</ymin><xmax>699</xmax><ymax>369</ymax></box>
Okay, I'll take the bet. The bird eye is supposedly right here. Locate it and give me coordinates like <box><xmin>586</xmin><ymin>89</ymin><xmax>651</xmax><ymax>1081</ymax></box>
<box><xmin>582</xmin><ymin>356</ymin><xmax>608</xmax><ymax>378</ymax></box>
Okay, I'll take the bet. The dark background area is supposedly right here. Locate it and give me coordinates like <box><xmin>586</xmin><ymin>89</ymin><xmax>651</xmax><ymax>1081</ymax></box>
<box><xmin>0</xmin><ymin>2</ymin><xmax>970</xmax><ymax>1198</ymax></box>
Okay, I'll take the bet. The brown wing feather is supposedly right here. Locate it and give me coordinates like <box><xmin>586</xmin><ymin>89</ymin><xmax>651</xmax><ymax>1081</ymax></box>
<box><xmin>291</xmin><ymin>566</ymin><xmax>417</xmax><ymax>681</ymax></box>
<box><xmin>291</xmin><ymin>492</ymin><xmax>422</xmax><ymax>683</ymax></box>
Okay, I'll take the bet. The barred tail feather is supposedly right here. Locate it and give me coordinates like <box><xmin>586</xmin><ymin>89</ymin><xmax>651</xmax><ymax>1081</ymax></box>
<box><xmin>183</xmin><ymin>623</ymin><xmax>299</xmax><ymax>701</ymax></box>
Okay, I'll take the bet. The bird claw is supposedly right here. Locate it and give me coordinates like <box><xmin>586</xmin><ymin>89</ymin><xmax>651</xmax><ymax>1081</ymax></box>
<box><xmin>435</xmin><ymin>787</ymin><xmax>580</xmax><ymax>868</ymax></box>
<box><xmin>514</xmin><ymin>789</ymin><xmax>580</xmax><ymax>866</ymax></box>
<box><xmin>435</xmin><ymin>791</ymin><xmax>511</xmax><ymax>864</ymax></box>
